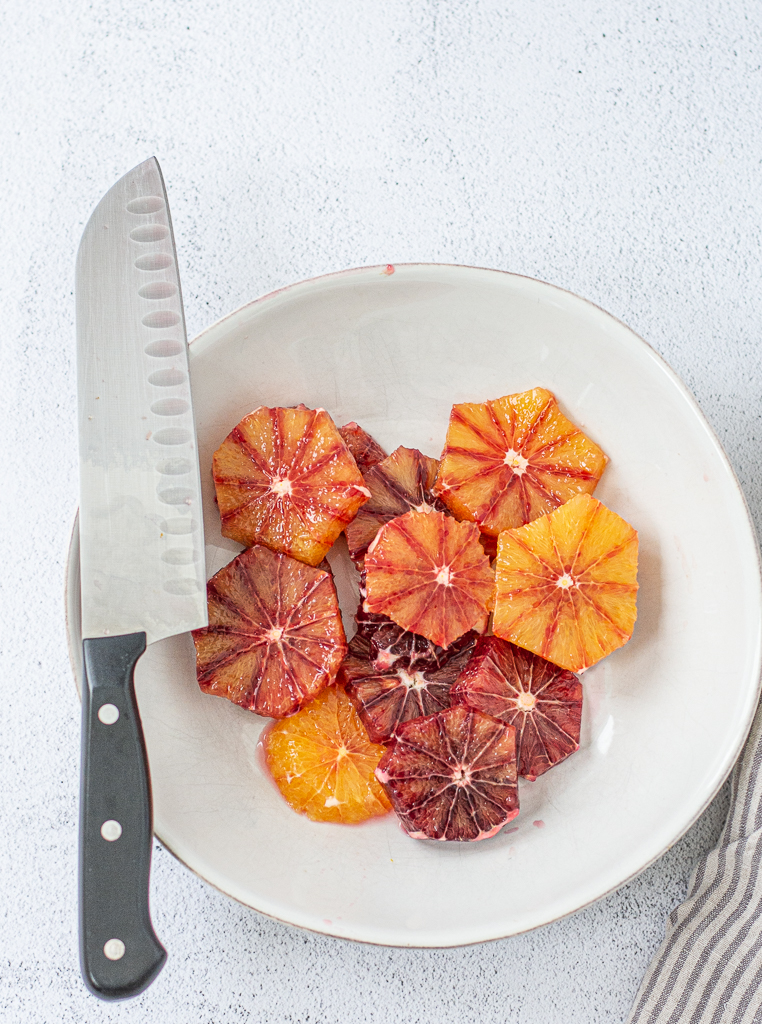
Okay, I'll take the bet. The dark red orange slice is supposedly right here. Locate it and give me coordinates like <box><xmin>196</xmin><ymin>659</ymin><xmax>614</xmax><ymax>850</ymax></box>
<box><xmin>375</xmin><ymin>705</ymin><xmax>519</xmax><ymax>841</ymax></box>
<box><xmin>192</xmin><ymin>544</ymin><xmax>347</xmax><ymax>718</ymax></box>
<box><xmin>345</xmin><ymin>446</ymin><xmax>448</xmax><ymax>565</ymax></box>
<box><xmin>338</xmin><ymin>422</ymin><xmax>387</xmax><ymax>471</ymax></box>
<box><xmin>339</xmin><ymin>631</ymin><xmax>476</xmax><ymax>743</ymax></box>
<box><xmin>451</xmin><ymin>636</ymin><xmax>583</xmax><ymax>780</ymax></box>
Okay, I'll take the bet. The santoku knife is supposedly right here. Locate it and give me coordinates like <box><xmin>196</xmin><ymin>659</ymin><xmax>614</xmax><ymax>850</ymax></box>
<box><xmin>76</xmin><ymin>157</ymin><xmax>206</xmax><ymax>1000</ymax></box>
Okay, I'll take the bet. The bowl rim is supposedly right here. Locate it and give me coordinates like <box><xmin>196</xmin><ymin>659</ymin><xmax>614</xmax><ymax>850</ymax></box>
<box><xmin>65</xmin><ymin>261</ymin><xmax>762</xmax><ymax>947</ymax></box>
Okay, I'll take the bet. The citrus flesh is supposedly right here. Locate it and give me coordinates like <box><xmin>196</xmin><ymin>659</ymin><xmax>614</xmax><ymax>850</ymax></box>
<box><xmin>493</xmin><ymin>493</ymin><xmax>638</xmax><ymax>672</ymax></box>
<box><xmin>358</xmin><ymin>613</ymin><xmax>456</xmax><ymax>673</ymax></box>
<box><xmin>375</xmin><ymin>705</ymin><xmax>519</xmax><ymax>841</ymax></box>
<box><xmin>192</xmin><ymin>544</ymin><xmax>347</xmax><ymax>718</ymax></box>
<box><xmin>345</xmin><ymin>446</ymin><xmax>448</xmax><ymax>565</ymax></box>
<box><xmin>363</xmin><ymin>509</ymin><xmax>493</xmax><ymax>649</ymax></box>
<box><xmin>338</xmin><ymin>421</ymin><xmax>387</xmax><ymax>472</ymax></box>
<box><xmin>479</xmin><ymin>533</ymin><xmax>498</xmax><ymax>561</ymax></box>
<box><xmin>435</xmin><ymin>388</ymin><xmax>608</xmax><ymax>535</ymax></box>
<box><xmin>212</xmin><ymin>405</ymin><xmax>371</xmax><ymax>566</ymax></box>
<box><xmin>451</xmin><ymin>636</ymin><xmax>583</xmax><ymax>780</ymax></box>
<box><xmin>264</xmin><ymin>686</ymin><xmax>392</xmax><ymax>823</ymax></box>
<box><xmin>354</xmin><ymin>572</ymin><xmax>478</xmax><ymax>673</ymax></box>
<box><xmin>340</xmin><ymin>631</ymin><xmax>476</xmax><ymax>743</ymax></box>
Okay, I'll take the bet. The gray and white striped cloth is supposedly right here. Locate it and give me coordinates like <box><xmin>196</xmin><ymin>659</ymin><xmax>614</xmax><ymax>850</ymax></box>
<box><xmin>627</xmin><ymin>699</ymin><xmax>762</xmax><ymax>1023</ymax></box>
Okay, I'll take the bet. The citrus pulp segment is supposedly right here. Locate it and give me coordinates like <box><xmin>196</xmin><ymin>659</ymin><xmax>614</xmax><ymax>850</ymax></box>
<box><xmin>212</xmin><ymin>405</ymin><xmax>371</xmax><ymax>566</ymax></box>
<box><xmin>493</xmin><ymin>493</ymin><xmax>639</xmax><ymax>672</ymax></box>
<box><xmin>344</xmin><ymin>446</ymin><xmax>448</xmax><ymax>565</ymax></box>
<box><xmin>340</xmin><ymin>631</ymin><xmax>476</xmax><ymax>743</ymax></box>
<box><xmin>375</xmin><ymin>705</ymin><xmax>519</xmax><ymax>841</ymax></box>
<box><xmin>479</xmin><ymin>533</ymin><xmax>498</xmax><ymax>561</ymax></box>
<box><xmin>264</xmin><ymin>686</ymin><xmax>392</xmax><ymax>824</ymax></box>
<box><xmin>192</xmin><ymin>544</ymin><xmax>347</xmax><ymax>718</ymax></box>
<box><xmin>363</xmin><ymin>509</ymin><xmax>493</xmax><ymax>649</ymax></box>
<box><xmin>451</xmin><ymin>636</ymin><xmax>583</xmax><ymax>780</ymax></box>
<box><xmin>338</xmin><ymin>421</ymin><xmax>387</xmax><ymax>471</ymax></box>
<box><xmin>354</xmin><ymin>573</ymin><xmax>478</xmax><ymax>674</ymax></box>
<box><xmin>434</xmin><ymin>388</ymin><xmax>608</xmax><ymax>534</ymax></box>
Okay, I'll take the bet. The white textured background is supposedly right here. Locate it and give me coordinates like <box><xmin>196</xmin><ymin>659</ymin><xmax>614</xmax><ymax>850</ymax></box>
<box><xmin>1</xmin><ymin>1</ymin><xmax>761</xmax><ymax>1021</ymax></box>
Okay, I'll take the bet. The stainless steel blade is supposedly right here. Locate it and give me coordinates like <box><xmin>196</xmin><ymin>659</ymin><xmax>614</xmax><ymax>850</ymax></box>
<box><xmin>77</xmin><ymin>157</ymin><xmax>207</xmax><ymax>644</ymax></box>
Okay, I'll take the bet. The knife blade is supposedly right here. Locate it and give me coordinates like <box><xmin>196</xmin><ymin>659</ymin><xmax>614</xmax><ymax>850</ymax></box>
<box><xmin>76</xmin><ymin>157</ymin><xmax>206</xmax><ymax>1000</ymax></box>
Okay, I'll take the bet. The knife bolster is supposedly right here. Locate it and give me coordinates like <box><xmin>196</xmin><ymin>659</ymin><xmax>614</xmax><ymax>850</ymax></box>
<box><xmin>83</xmin><ymin>631</ymin><xmax>147</xmax><ymax>691</ymax></box>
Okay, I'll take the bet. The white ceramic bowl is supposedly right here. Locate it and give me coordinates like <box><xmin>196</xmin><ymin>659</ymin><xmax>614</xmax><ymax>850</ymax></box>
<box><xmin>67</xmin><ymin>263</ymin><xmax>762</xmax><ymax>946</ymax></box>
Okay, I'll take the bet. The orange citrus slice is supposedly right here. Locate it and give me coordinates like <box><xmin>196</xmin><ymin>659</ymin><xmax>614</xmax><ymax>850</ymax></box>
<box><xmin>435</xmin><ymin>388</ymin><xmax>608</xmax><ymax>534</ymax></box>
<box><xmin>363</xmin><ymin>509</ymin><xmax>493</xmax><ymax>649</ymax></box>
<box><xmin>264</xmin><ymin>687</ymin><xmax>392</xmax><ymax>824</ymax></box>
<box><xmin>212</xmin><ymin>405</ymin><xmax>371</xmax><ymax>566</ymax></box>
<box><xmin>493</xmin><ymin>493</ymin><xmax>638</xmax><ymax>672</ymax></box>
<box><xmin>192</xmin><ymin>544</ymin><xmax>347</xmax><ymax>718</ymax></box>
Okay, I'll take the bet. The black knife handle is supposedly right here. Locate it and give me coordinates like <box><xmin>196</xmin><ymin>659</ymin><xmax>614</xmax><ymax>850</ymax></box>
<box><xmin>79</xmin><ymin>632</ymin><xmax>166</xmax><ymax>1000</ymax></box>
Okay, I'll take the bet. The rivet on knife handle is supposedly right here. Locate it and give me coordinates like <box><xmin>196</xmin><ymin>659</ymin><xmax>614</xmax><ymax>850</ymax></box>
<box><xmin>79</xmin><ymin>633</ymin><xmax>166</xmax><ymax>1000</ymax></box>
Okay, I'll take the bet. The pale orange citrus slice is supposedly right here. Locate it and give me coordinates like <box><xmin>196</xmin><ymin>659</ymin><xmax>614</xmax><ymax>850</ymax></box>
<box><xmin>264</xmin><ymin>687</ymin><xmax>392</xmax><ymax>824</ymax></box>
<box><xmin>493</xmin><ymin>493</ymin><xmax>638</xmax><ymax>672</ymax></box>
<box><xmin>363</xmin><ymin>509</ymin><xmax>493</xmax><ymax>649</ymax></box>
<box><xmin>435</xmin><ymin>388</ymin><xmax>608</xmax><ymax>534</ymax></box>
<box><xmin>212</xmin><ymin>405</ymin><xmax>371</xmax><ymax>566</ymax></box>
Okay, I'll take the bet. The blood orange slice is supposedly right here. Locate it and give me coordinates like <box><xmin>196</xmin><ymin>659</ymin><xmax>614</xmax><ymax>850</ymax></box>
<box><xmin>212</xmin><ymin>405</ymin><xmax>371</xmax><ymax>566</ymax></box>
<box><xmin>339</xmin><ymin>631</ymin><xmax>476</xmax><ymax>743</ymax></box>
<box><xmin>361</xmin><ymin>617</ymin><xmax>478</xmax><ymax>674</ymax></box>
<box><xmin>355</xmin><ymin>572</ymin><xmax>478</xmax><ymax>668</ymax></box>
<box><xmin>363</xmin><ymin>509</ymin><xmax>493</xmax><ymax>649</ymax></box>
<box><xmin>493</xmin><ymin>493</ymin><xmax>638</xmax><ymax>672</ymax></box>
<box><xmin>451</xmin><ymin>636</ymin><xmax>582</xmax><ymax>780</ymax></box>
<box><xmin>354</xmin><ymin>598</ymin><xmax>476</xmax><ymax>692</ymax></box>
<box><xmin>345</xmin><ymin>446</ymin><xmax>448</xmax><ymax>565</ymax></box>
<box><xmin>338</xmin><ymin>422</ymin><xmax>387</xmax><ymax>471</ymax></box>
<box><xmin>435</xmin><ymin>388</ymin><xmax>608</xmax><ymax>534</ymax></box>
<box><xmin>263</xmin><ymin>686</ymin><xmax>392</xmax><ymax>824</ymax></box>
<box><xmin>357</xmin><ymin>615</ymin><xmax>445</xmax><ymax>672</ymax></box>
<box><xmin>192</xmin><ymin>544</ymin><xmax>347</xmax><ymax>718</ymax></box>
<box><xmin>375</xmin><ymin>705</ymin><xmax>519</xmax><ymax>841</ymax></box>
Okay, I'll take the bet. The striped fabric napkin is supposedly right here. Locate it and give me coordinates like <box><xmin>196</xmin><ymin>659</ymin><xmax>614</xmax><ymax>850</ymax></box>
<box><xmin>627</xmin><ymin>700</ymin><xmax>762</xmax><ymax>1023</ymax></box>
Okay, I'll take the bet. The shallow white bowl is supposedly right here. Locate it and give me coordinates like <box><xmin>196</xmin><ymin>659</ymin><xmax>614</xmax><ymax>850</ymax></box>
<box><xmin>67</xmin><ymin>263</ymin><xmax>762</xmax><ymax>947</ymax></box>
